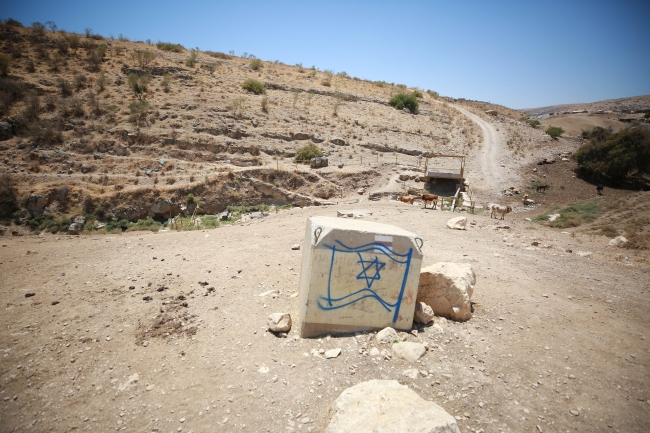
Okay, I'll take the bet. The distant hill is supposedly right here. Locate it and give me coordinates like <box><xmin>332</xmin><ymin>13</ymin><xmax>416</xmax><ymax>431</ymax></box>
<box><xmin>520</xmin><ymin>95</ymin><xmax>650</xmax><ymax>116</ymax></box>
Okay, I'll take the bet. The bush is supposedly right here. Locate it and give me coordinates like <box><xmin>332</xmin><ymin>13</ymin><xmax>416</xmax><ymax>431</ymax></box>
<box><xmin>63</xmin><ymin>33</ymin><xmax>81</xmax><ymax>52</ymax></box>
<box><xmin>0</xmin><ymin>54</ymin><xmax>10</xmax><ymax>76</ymax></box>
<box><xmin>129</xmin><ymin>100</ymin><xmax>151</xmax><ymax>125</ymax></box>
<box><xmin>31</xmin><ymin>22</ymin><xmax>45</xmax><ymax>36</ymax></box>
<box><xmin>187</xmin><ymin>193</ymin><xmax>195</xmax><ymax>203</ymax></box>
<box><xmin>161</xmin><ymin>73</ymin><xmax>171</xmax><ymax>92</ymax></box>
<box><xmin>156</xmin><ymin>41</ymin><xmax>184</xmax><ymax>52</ymax></box>
<box><xmin>427</xmin><ymin>90</ymin><xmax>439</xmax><ymax>99</ymax></box>
<box><xmin>186</xmin><ymin>51</ymin><xmax>197</xmax><ymax>67</ymax></box>
<box><xmin>389</xmin><ymin>93</ymin><xmax>419</xmax><ymax>113</ymax></box>
<box><xmin>131</xmin><ymin>49</ymin><xmax>156</xmax><ymax>68</ymax></box>
<box><xmin>527</xmin><ymin>119</ymin><xmax>541</xmax><ymax>128</ymax></box>
<box><xmin>575</xmin><ymin>127</ymin><xmax>650</xmax><ymax>178</ymax></box>
<box><xmin>205</xmin><ymin>51</ymin><xmax>231</xmax><ymax>59</ymax></box>
<box><xmin>250</xmin><ymin>58</ymin><xmax>263</xmax><ymax>70</ymax></box>
<box><xmin>294</xmin><ymin>143</ymin><xmax>323</xmax><ymax>163</ymax></box>
<box><xmin>645</xmin><ymin>112</ymin><xmax>650</xmax><ymax>119</ymax></box>
<box><xmin>412</xmin><ymin>90</ymin><xmax>423</xmax><ymax>98</ymax></box>
<box><xmin>57</xmin><ymin>78</ymin><xmax>73</xmax><ymax>97</ymax></box>
<box><xmin>128</xmin><ymin>73</ymin><xmax>149</xmax><ymax>100</ymax></box>
<box><xmin>242</xmin><ymin>79</ymin><xmax>265</xmax><ymax>94</ymax></box>
<box><xmin>4</xmin><ymin>18</ymin><xmax>23</xmax><ymax>27</ymax></box>
<box><xmin>545</xmin><ymin>126</ymin><xmax>564</xmax><ymax>139</ymax></box>
<box><xmin>95</xmin><ymin>71</ymin><xmax>106</xmax><ymax>92</ymax></box>
<box><xmin>260</xmin><ymin>97</ymin><xmax>268</xmax><ymax>112</ymax></box>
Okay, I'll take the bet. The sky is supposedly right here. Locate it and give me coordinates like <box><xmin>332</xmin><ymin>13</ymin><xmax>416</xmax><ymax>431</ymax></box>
<box><xmin>3</xmin><ymin>0</ymin><xmax>649</xmax><ymax>109</ymax></box>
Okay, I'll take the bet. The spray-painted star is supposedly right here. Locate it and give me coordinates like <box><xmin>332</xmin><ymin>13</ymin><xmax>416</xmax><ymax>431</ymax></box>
<box><xmin>356</xmin><ymin>255</ymin><xmax>386</xmax><ymax>289</ymax></box>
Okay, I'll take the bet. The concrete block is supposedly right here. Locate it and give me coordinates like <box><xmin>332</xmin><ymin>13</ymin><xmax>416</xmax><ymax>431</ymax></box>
<box><xmin>299</xmin><ymin>216</ymin><xmax>423</xmax><ymax>338</ymax></box>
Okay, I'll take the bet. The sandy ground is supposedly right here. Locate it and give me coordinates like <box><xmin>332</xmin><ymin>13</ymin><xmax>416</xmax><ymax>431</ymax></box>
<box><xmin>1</xmin><ymin>200</ymin><xmax>649</xmax><ymax>433</ymax></box>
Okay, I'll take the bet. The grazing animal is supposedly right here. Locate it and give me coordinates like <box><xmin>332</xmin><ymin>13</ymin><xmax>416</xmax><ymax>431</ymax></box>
<box><xmin>536</xmin><ymin>184</ymin><xmax>548</xmax><ymax>193</ymax></box>
<box><xmin>597</xmin><ymin>184</ymin><xmax>604</xmax><ymax>195</ymax></box>
<box><xmin>421</xmin><ymin>194</ymin><xmax>438</xmax><ymax>209</ymax></box>
<box><xmin>399</xmin><ymin>196</ymin><xmax>414</xmax><ymax>205</ymax></box>
<box><xmin>490</xmin><ymin>204</ymin><xmax>513</xmax><ymax>220</ymax></box>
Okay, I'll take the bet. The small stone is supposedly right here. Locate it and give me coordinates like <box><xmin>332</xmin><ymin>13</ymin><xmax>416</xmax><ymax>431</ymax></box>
<box><xmin>291</xmin><ymin>244</ymin><xmax>301</xmax><ymax>250</ymax></box>
<box><xmin>24</xmin><ymin>293</ymin><xmax>35</xmax><ymax>298</ymax></box>
<box><xmin>180</xmin><ymin>417</ymin><xmax>185</xmax><ymax>423</ymax></box>
<box><xmin>570</xmin><ymin>409</ymin><xmax>579</xmax><ymax>416</ymax></box>
<box><xmin>258</xmin><ymin>366</ymin><xmax>270</xmax><ymax>374</ymax></box>
<box><xmin>376</xmin><ymin>327</ymin><xmax>399</xmax><ymax>344</ymax></box>
<box><xmin>392</xmin><ymin>342</ymin><xmax>427</xmax><ymax>362</ymax></box>
<box><xmin>267</xmin><ymin>312</ymin><xmax>292</xmax><ymax>332</ymax></box>
<box><xmin>402</xmin><ymin>369</ymin><xmax>419</xmax><ymax>379</ymax></box>
<box><xmin>324</xmin><ymin>348</ymin><xmax>341</xmax><ymax>359</ymax></box>
<box><xmin>146</xmin><ymin>384</ymin><xmax>154</xmax><ymax>391</ymax></box>
<box><xmin>369</xmin><ymin>348</ymin><xmax>380</xmax><ymax>356</ymax></box>
<box><xmin>414</xmin><ymin>302</ymin><xmax>434</xmax><ymax>324</ymax></box>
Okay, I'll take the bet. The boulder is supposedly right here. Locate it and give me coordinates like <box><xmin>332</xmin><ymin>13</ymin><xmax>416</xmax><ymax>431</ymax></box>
<box><xmin>392</xmin><ymin>342</ymin><xmax>426</xmax><ymax>362</ymax></box>
<box><xmin>325</xmin><ymin>380</ymin><xmax>460</xmax><ymax>433</ymax></box>
<box><xmin>311</xmin><ymin>133</ymin><xmax>325</xmax><ymax>143</ymax></box>
<box><xmin>402</xmin><ymin>369</ymin><xmax>419</xmax><ymax>379</ymax></box>
<box><xmin>267</xmin><ymin>312</ymin><xmax>292</xmax><ymax>333</ymax></box>
<box><xmin>72</xmin><ymin>215</ymin><xmax>85</xmax><ymax>225</ymax></box>
<box><xmin>292</xmin><ymin>132</ymin><xmax>311</xmax><ymax>140</ymax></box>
<box><xmin>0</xmin><ymin>122</ymin><xmax>13</xmax><ymax>141</ymax></box>
<box><xmin>80</xmin><ymin>164</ymin><xmax>92</xmax><ymax>173</ymax></box>
<box><xmin>417</xmin><ymin>262</ymin><xmax>476</xmax><ymax>321</ymax></box>
<box><xmin>25</xmin><ymin>194</ymin><xmax>48</xmax><ymax>216</ymax></box>
<box><xmin>399</xmin><ymin>173</ymin><xmax>410</xmax><ymax>181</ymax></box>
<box><xmin>330</xmin><ymin>137</ymin><xmax>348</xmax><ymax>146</ymax></box>
<box><xmin>414</xmin><ymin>302</ymin><xmax>434</xmax><ymax>324</ymax></box>
<box><xmin>68</xmin><ymin>222</ymin><xmax>83</xmax><ymax>235</ymax></box>
<box><xmin>149</xmin><ymin>198</ymin><xmax>180</xmax><ymax>217</ymax></box>
<box><xmin>375</xmin><ymin>327</ymin><xmax>399</xmax><ymax>344</ymax></box>
<box><xmin>446</xmin><ymin>216</ymin><xmax>467</xmax><ymax>230</ymax></box>
<box><xmin>609</xmin><ymin>236</ymin><xmax>628</xmax><ymax>247</ymax></box>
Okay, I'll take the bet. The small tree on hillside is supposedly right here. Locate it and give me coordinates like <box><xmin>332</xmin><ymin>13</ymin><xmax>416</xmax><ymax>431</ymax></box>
<box><xmin>545</xmin><ymin>126</ymin><xmax>564</xmax><ymax>139</ymax></box>
<box><xmin>294</xmin><ymin>143</ymin><xmax>323</xmax><ymax>163</ymax></box>
<box><xmin>131</xmin><ymin>50</ymin><xmax>156</xmax><ymax>69</ymax></box>
<box><xmin>128</xmin><ymin>73</ymin><xmax>149</xmax><ymax>101</ymax></box>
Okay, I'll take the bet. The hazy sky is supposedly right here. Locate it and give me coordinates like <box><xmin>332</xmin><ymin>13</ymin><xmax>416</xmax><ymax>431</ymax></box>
<box><xmin>3</xmin><ymin>0</ymin><xmax>649</xmax><ymax>109</ymax></box>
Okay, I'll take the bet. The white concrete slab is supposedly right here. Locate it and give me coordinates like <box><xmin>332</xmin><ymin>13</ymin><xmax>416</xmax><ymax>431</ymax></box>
<box><xmin>299</xmin><ymin>216</ymin><xmax>423</xmax><ymax>338</ymax></box>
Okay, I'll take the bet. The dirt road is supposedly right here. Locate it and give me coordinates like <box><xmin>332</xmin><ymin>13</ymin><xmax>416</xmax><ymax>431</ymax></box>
<box><xmin>453</xmin><ymin>106</ymin><xmax>519</xmax><ymax>200</ymax></box>
<box><xmin>1</xmin><ymin>203</ymin><xmax>649</xmax><ymax>432</ymax></box>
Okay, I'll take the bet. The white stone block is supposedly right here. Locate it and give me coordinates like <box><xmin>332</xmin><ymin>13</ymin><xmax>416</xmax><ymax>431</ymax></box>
<box><xmin>299</xmin><ymin>216</ymin><xmax>423</xmax><ymax>338</ymax></box>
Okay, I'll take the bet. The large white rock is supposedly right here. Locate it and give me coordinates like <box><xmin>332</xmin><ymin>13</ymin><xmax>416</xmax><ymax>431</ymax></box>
<box><xmin>609</xmin><ymin>236</ymin><xmax>628</xmax><ymax>247</ymax></box>
<box><xmin>414</xmin><ymin>301</ymin><xmax>435</xmax><ymax>324</ymax></box>
<box><xmin>392</xmin><ymin>342</ymin><xmax>426</xmax><ymax>362</ymax></box>
<box><xmin>267</xmin><ymin>312</ymin><xmax>292</xmax><ymax>332</ymax></box>
<box><xmin>325</xmin><ymin>380</ymin><xmax>460</xmax><ymax>433</ymax></box>
<box><xmin>417</xmin><ymin>263</ymin><xmax>475</xmax><ymax>321</ymax></box>
<box><xmin>446</xmin><ymin>217</ymin><xmax>467</xmax><ymax>230</ymax></box>
<box><xmin>376</xmin><ymin>327</ymin><xmax>399</xmax><ymax>344</ymax></box>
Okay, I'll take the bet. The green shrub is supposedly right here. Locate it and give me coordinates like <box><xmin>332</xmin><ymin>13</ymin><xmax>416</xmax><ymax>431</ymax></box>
<box><xmin>131</xmin><ymin>49</ymin><xmax>156</xmax><ymax>68</ymax></box>
<box><xmin>250</xmin><ymin>58</ymin><xmax>263</xmax><ymax>70</ymax></box>
<box><xmin>389</xmin><ymin>93</ymin><xmax>419</xmax><ymax>113</ymax></box>
<box><xmin>412</xmin><ymin>90</ymin><xmax>423</xmax><ymax>98</ymax></box>
<box><xmin>575</xmin><ymin>127</ymin><xmax>650</xmax><ymax>178</ymax></box>
<box><xmin>187</xmin><ymin>193</ymin><xmax>195</xmax><ymax>203</ymax></box>
<box><xmin>242</xmin><ymin>79</ymin><xmax>265</xmax><ymax>94</ymax></box>
<box><xmin>427</xmin><ymin>90</ymin><xmax>439</xmax><ymax>99</ymax></box>
<box><xmin>186</xmin><ymin>50</ymin><xmax>197</xmax><ymax>67</ymax></box>
<box><xmin>545</xmin><ymin>126</ymin><xmax>564</xmax><ymax>139</ymax></box>
<box><xmin>156</xmin><ymin>41</ymin><xmax>184</xmax><ymax>52</ymax></box>
<box><xmin>127</xmin><ymin>73</ymin><xmax>149</xmax><ymax>100</ymax></box>
<box><xmin>4</xmin><ymin>18</ymin><xmax>23</xmax><ymax>27</ymax></box>
<box><xmin>161</xmin><ymin>73</ymin><xmax>171</xmax><ymax>92</ymax></box>
<box><xmin>644</xmin><ymin>112</ymin><xmax>650</xmax><ymax>119</ymax></box>
<box><xmin>260</xmin><ymin>97</ymin><xmax>268</xmax><ymax>112</ymax></box>
<box><xmin>527</xmin><ymin>119</ymin><xmax>541</xmax><ymax>128</ymax></box>
<box><xmin>31</xmin><ymin>22</ymin><xmax>45</xmax><ymax>36</ymax></box>
<box><xmin>129</xmin><ymin>100</ymin><xmax>151</xmax><ymax>125</ymax></box>
<box><xmin>294</xmin><ymin>143</ymin><xmax>323</xmax><ymax>163</ymax></box>
<box><xmin>0</xmin><ymin>54</ymin><xmax>10</xmax><ymax>76</ymax></box>
<box><xmin>396</xmin><ymin>84</ymin><xmax>407</xmax><ymax>89</ymax></box>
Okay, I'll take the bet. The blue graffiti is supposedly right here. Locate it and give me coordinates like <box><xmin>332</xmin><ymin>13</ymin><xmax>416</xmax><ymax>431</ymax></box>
<box><xmin>318</xmin><ymin>240</ymin><xmax>413</xmax><ymax>323</ymax></box>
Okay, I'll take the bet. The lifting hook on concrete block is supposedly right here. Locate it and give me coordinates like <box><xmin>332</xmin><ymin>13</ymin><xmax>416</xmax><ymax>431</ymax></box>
<box><xmin>415</xmin><ymin>237</ymin><xmax>423</xmax><ymax>252</ymax></box>
<box><xmin>314</xmin><ymin>227</ymin><xmax>322</xmax><ymax>243</ymax></box>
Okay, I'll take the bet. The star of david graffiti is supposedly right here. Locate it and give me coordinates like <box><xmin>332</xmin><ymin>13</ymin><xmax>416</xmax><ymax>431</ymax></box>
<box><xmin>317</xmin><ymin>239</ymin><xmax>413</xmax><ymax>323</ymax></box>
